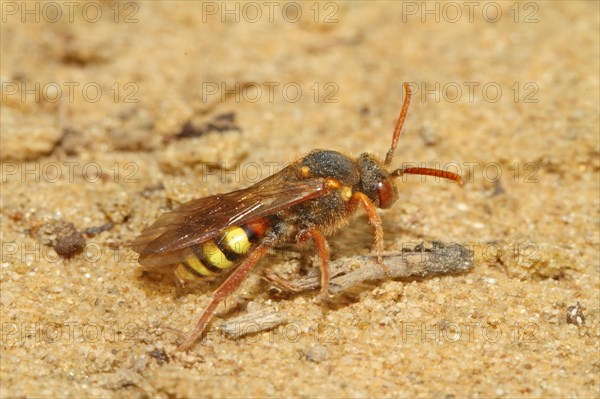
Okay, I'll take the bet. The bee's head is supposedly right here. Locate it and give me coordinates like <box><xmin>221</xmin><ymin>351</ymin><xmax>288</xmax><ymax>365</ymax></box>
<box><xmin>355</xmin><ymin>83</ymin><xmax>461</xmax><ymax>209</ymax></box>
<box><xmin>301</xmin><ymin>84</ymin><xmax>461</xmax><ymax>211</ymax></box>
<box><xmin>356</xmin><ymin>153</ymin><xmax>397</xmax><ymax>209</ymax></box>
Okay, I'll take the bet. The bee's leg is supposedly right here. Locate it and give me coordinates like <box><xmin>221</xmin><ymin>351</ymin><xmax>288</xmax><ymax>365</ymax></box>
<box><xmin>297</xmin><ymin>228</ymin><xmax>331</xmax><ymax>299</ymax></box>
<box><xmin>263</xmin><ymin>269</ymin><xmax>305</xmax><ymax>293</ymax></box>
<box><xmin>349</xmin><ymin>192</ymin><xmax>387</xmax><ymax>269</ymax></box>
<box><xmin>176</xmin><ymin>242</ymin><xmax>271</xmax><ymax>351</ymax></box>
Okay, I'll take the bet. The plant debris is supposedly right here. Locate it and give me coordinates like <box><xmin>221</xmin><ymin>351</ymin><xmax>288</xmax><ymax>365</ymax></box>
<box><xmin>265</xmin><ymin>242</ymin><xmax>474</xmax><ymax>295</ymax></box>
<box><xmin>164</xmin><ymin>112</ymin><xmax>240</xmax><ymax>142</ymax></box>
<box><xmin>220</xmin><ymin>308</ymin><xmax>288</xmax><ymax>339</ymax></box>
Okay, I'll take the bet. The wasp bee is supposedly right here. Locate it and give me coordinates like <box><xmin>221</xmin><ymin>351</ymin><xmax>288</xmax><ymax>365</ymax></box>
<box><xmin>133</xmin><ymin>83</ymin><xmax>462</xmax><ymax>350</ymax></box>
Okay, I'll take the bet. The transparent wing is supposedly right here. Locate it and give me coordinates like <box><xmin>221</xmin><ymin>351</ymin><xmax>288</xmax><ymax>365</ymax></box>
<box><xmin>132</xmin><ymin>165</ymin><xmax>332</xmax><ymax>260</ymax></box>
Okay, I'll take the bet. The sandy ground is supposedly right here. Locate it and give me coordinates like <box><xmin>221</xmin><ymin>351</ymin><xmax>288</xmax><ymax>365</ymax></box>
<box><xmin>1</xmin><ymin>1</ymin><xmax>599</xmax><ymax>397</ymax></box>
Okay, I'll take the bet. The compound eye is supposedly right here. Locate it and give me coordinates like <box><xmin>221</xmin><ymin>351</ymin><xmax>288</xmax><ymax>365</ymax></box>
<box><xmin>376</xmin><ymin>180</ymin><xmax>397</xmax><ymax>209</ymax></box>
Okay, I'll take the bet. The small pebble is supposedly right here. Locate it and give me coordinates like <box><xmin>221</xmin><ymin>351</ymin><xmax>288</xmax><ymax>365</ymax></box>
<box><xmin>566</xmin><ymin>302</ymin><xmax>585</xmax><ymax>326</ymax></box>
<box><xmin>51</xmin><ymin>221</ymin><xmax>86</xmax><ymax>258</ymax></box>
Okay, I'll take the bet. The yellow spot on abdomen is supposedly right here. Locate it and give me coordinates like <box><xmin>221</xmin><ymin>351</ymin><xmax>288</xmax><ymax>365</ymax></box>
<box><xmin>203</xmin><ymin>240</ymin><xmax>234</xmax><ymax>269</ymax></box>
<box><xmin>223</xmin><ymin>227</ymin><xmax>252</xmax><ymax>255</ymax></box>
<box><xmin>174</xmin><ymin>264</ymin><xmax>200</xmax><ymax>283</ymax></box>
<box><xmin>185</xmin><ymin>253</ymin><xmax>216</xmax><ymax>276</ymax></box>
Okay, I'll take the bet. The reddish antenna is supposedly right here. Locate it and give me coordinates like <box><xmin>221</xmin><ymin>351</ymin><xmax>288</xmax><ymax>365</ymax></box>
<box><xmin>384</xmin><ymin>82</ymin><xmax>412</xmax><ymax>166</ymax></box>
<box><xmin>392</xmin><ymin>167</ymin><xmax>463</xmax><ymax>185</ymax></box>
<box><xmin>386</xmin><ymin>82</ymin><xmax>463</xmax><ymax>185</ymax></box>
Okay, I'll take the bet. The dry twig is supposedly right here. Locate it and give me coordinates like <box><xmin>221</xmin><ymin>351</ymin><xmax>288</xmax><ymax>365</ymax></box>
<box><xmin>220</xmin><ymin>308</ymin><xmax>288</xmax><ymax>339</ymax></box>
<box><xmin>265</xmin><ymin>241</ymin><xmax>474</xmax><ymax>295</ymax></box>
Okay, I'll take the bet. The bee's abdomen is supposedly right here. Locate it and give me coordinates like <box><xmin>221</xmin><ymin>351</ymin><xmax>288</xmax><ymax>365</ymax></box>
<box><xmin>177</xmin><ymin>219</ymin><xmax>269</xmax><ymax>279</ymax></box>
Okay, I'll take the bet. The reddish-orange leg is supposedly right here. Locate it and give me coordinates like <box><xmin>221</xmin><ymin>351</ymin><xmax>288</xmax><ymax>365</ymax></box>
<box><xmin>349</xmin><ymin>192</ymin><xmax>386</xmax><ymax>266</ymax></box>
<box><xmin>298</xmin><ymin>228</ymin><xmax>331</xmax><ymax>299</ymax></box>
<box><xmin>177</xmin><ymin>242</ymin><xmax>271</xmax><ymax>351</ymax></box>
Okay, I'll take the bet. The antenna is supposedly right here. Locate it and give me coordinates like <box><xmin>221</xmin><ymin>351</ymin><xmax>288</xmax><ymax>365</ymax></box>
<box><xmin>391</xmin><ymin>167</ymin><xmax>463</xmax><ymax>185</ymax></box>
<box><xmin>384</xmin><ymin>82</ymin><xmax>412</xmax><ymax>166</ymax></box>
